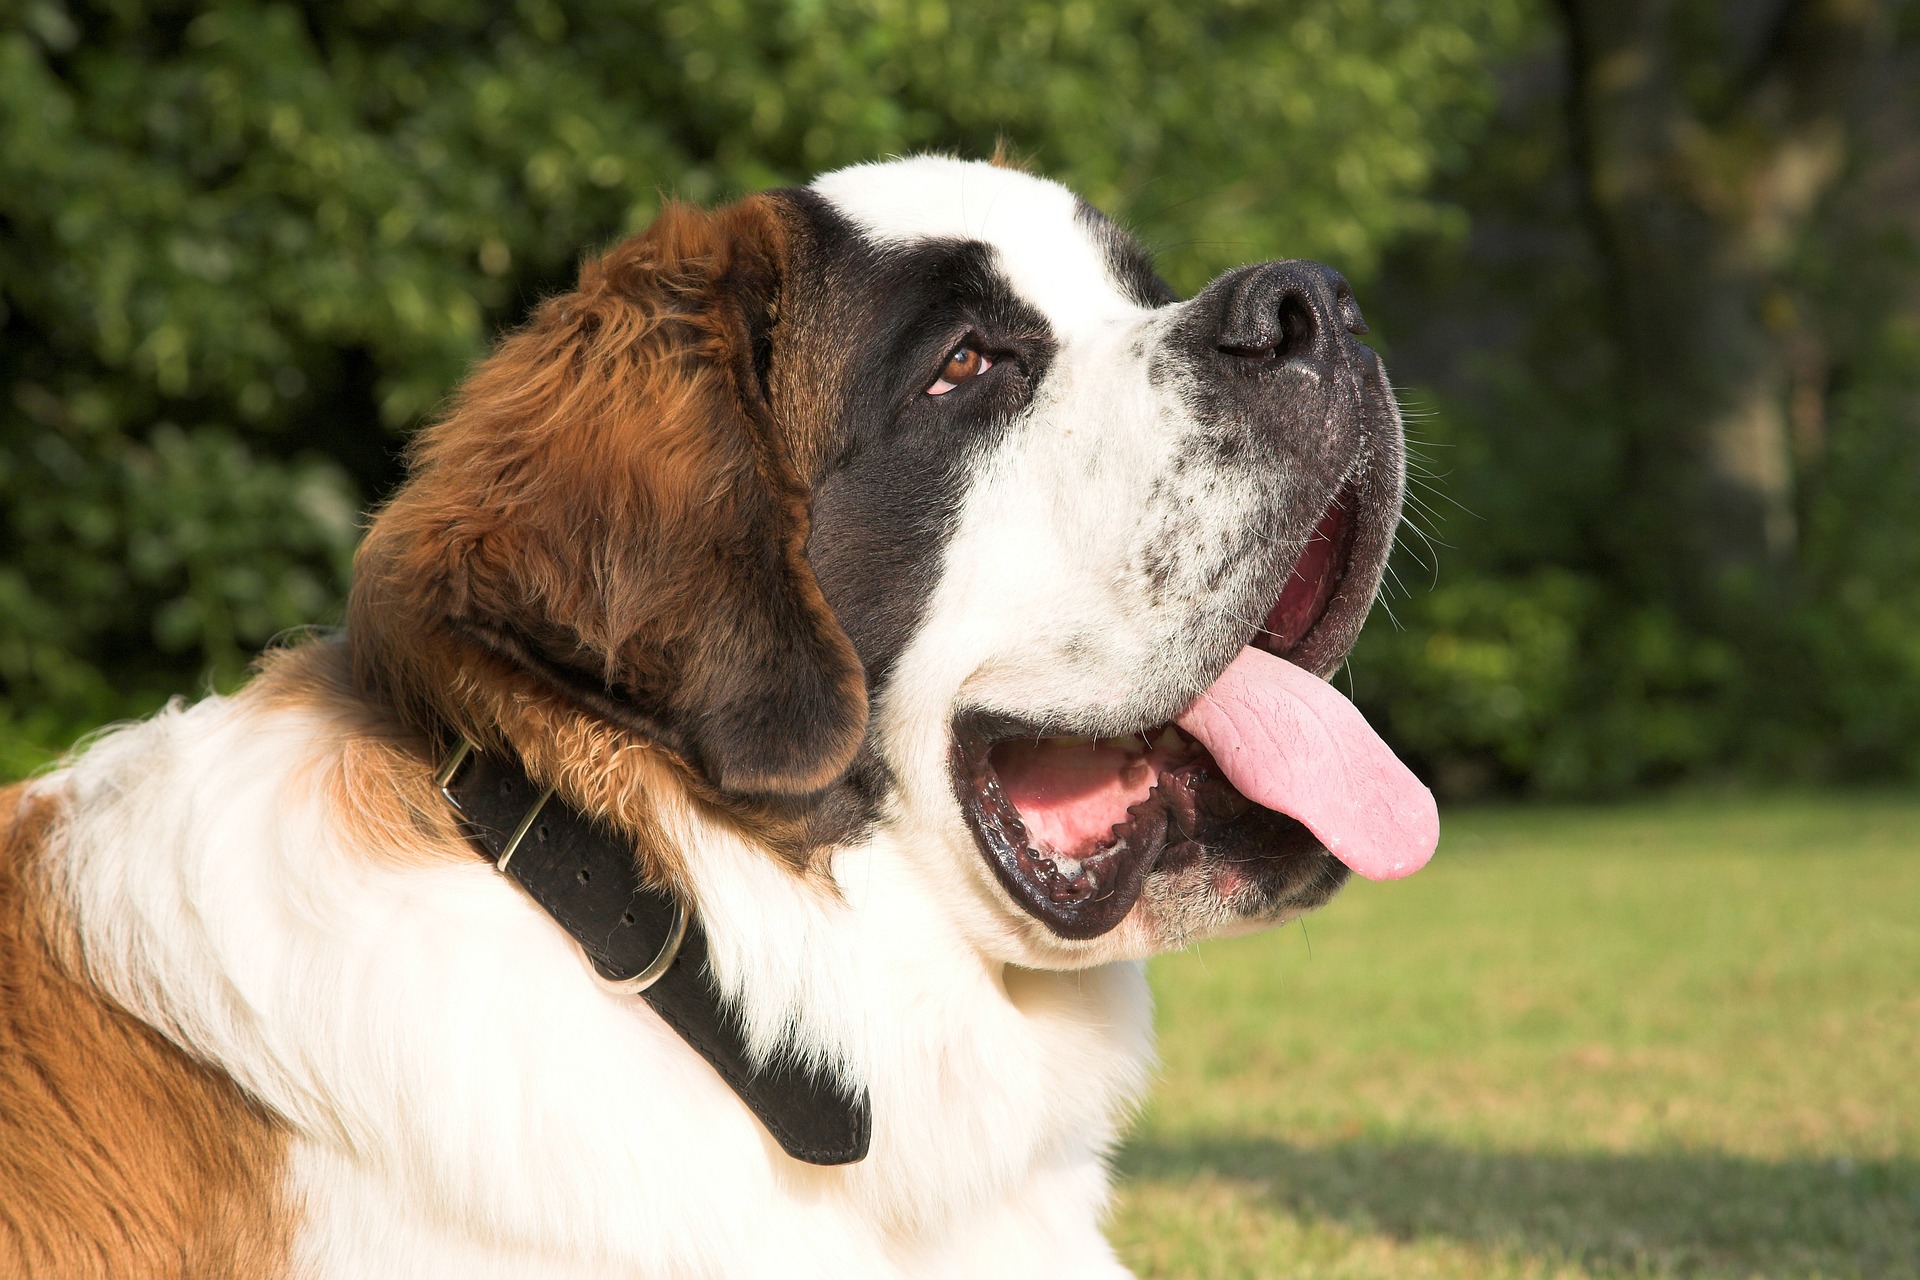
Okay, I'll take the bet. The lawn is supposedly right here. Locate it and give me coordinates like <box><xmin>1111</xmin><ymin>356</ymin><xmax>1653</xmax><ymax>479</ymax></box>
<box><xmin>1112</xmin><ymin>793</ymin><xmax>1920</xmax><ymax>1280</ymax></box>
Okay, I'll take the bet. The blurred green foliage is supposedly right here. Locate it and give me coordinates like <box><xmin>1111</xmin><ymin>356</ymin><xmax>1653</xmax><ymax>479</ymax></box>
<box><xmin>3</xmin><ymin>0</ymin><xmax>1917</xmax><ymax>795</ymax></box>
<box><xmin>0</xmin><ymin>0</ymin><xmax>1526</xmax><ymax>773</ymax></box>
<box><xmin>1344</xmin><ymin>2</ymin><xmax>1920</xmax><ymax>796</ymax></box>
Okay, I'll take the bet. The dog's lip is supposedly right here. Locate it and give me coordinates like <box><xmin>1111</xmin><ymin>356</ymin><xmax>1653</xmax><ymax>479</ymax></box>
<box><xmin>950</xmin><ymin>718</ymin><xmax>1259</xmax><ymax>940</ymax></box>
<box><xmin>948</xmin><ymin>488</ymin><xmax>1370</xmax><ymax>939</ymax></box>
<box><xmin>1252</xmin><ymin>490</ymin><xmax>1357</xmax><ymax>665</ymax></box>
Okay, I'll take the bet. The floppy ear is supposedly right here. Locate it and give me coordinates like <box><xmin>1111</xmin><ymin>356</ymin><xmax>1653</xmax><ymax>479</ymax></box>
<box><xmin>352</xmin><ymin>196</ymin><xmax>866</xmax><ymax>801</ymax></box>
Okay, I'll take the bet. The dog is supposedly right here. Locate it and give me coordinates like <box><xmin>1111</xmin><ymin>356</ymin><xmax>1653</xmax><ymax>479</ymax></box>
<box><xmin>0</xmin><ymin>155</ymin><xmax>1435</xmax><ymax>1278</ymax></box>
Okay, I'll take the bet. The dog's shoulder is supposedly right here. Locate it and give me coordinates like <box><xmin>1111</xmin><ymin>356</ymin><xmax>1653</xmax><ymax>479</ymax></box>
<box><xmin>4</xmin><ymin>640</ymin><xmax>1154</xmax><ymax>1276</ymax></box>
<box><xmin>0</xmin><ymin>638</ymin><xmax>457</xmax><ymax>1278</ymax></box>
<box><xmin>0</xmin><ymin>773</ymin><xmax>291</xmax><ymax>1278</ymax></box>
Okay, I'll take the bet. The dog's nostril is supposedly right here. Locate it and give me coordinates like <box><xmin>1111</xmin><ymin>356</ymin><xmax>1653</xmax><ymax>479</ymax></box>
<box><xmin>1275</xmin><ymin>292</ymin><xmax>1318</xmax><ymax>361</ymax></box>
<box><xmin>1217</xmin><ymin>288</ymin><xmax>1319</xmax><ymax>362</ymax></box>
<box><xmin>1212</xmin><ymin>261</ymin><xmax>1356</xmax><ymax>363</ymax></box>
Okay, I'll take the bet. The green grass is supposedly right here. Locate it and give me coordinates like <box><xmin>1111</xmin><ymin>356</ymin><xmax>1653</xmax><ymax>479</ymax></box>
<box><xmin>1112</xmin><ymin>793</ymin><xmax>1920</xmax><ymax>1279</ymax></box>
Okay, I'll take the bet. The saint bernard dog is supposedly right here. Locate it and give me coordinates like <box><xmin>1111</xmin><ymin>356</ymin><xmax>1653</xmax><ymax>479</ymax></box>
<box><xmin>0</xmin><ymin>156</ymin><xmax>1436</xmax><ymax>1278</ymax></box>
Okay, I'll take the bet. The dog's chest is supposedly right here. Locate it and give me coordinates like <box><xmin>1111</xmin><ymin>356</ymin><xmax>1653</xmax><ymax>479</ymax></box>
<box><xmin>275</xmin><ymin>870</ymin><xmax>1151</xmax><ymax>1278</ymax></box>
<box><xmin>49</xmin><ymin>695</ymin><xmax>1152</xmax><ymax>1277</ymax></box>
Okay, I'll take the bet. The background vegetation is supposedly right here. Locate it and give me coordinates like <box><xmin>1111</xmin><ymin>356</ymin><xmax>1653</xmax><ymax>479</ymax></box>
<box><xmin>1115</xmin><ymin>793</ymin><xmax>1919</xmax><ymax>1278</ymax></box>
<box><xmin>2</xmin><ymin>0</ymin><xmax>1918</xmax><ymax>794</ymax></box>
<box><xmin>5</xmin><ymin>11</ymin><xmax>1915</xmax><ymax>1280</ymax></box>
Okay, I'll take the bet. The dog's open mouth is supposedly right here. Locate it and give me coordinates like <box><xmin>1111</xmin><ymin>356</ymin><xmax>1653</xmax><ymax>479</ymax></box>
<box><xmin>954</xmin><ymin>491</ymin><xmax>1438</xmax><ymax>940</ymax></box>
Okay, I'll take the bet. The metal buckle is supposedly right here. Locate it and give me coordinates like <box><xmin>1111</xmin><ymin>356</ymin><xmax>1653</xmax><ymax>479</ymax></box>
<box><xmin>436</xmin><ymin>738</ymin><xmax>553</xmax><ymax>874</ymax></box>
<box><xmin>436</xmin><ymin>738</ymin><xmax>689</xmax><ymax>996</ymax></box>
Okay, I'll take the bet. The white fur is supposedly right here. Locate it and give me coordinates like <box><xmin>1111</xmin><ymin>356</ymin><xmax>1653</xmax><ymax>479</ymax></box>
<box><xmin>812</xmin><ymin>156</ymin><xmax>1134</xmax><ymax>335</ymax></box>
<box><xmin>819</xmin><ymin>160</ymin><xmax>1293</xmax><ymax>967</ymax></box>
<box><xmin>32</xmin><ymin>158</ymin><xmax>1312</xmax><ymax>1275</ymax></box>
<box><xmin>41</xmin><ymin>681</ymin><xmax>1151</xmax><ymax>1278</ymax></box>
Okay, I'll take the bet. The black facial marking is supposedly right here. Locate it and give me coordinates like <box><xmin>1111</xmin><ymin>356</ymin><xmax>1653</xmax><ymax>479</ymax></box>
<box><xmin>779</xmin><ymin>189</ymin><xmax>1056</xmax><ymax>695</ymax></box>
<box><xmin>1075</xmin><ymin>199</ymin><xmax>1178</xmax><ymax>310</ymax></box>
<box><xmin>760</xmin><ymin>178</ymin><xmax>1410</xmax><ymax>944</ymax></box>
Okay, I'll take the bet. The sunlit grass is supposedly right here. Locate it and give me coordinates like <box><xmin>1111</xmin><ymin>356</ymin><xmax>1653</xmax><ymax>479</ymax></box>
<box><xmin>1113</xmin><ymin>793</ymin><xmax>1920</xmax><ymax>1279</ymax></box>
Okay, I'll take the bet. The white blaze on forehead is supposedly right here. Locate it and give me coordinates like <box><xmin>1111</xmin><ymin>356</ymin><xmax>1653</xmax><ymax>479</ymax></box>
<box><xmin>811</xmin><ymin>155</ymin><xmax>1145</xmax><ymax>332</ymax></box>
<box><xmin>820</xmin><ymin>156</ymin><xmax>1241</xmax><ymax>743</ymax></box>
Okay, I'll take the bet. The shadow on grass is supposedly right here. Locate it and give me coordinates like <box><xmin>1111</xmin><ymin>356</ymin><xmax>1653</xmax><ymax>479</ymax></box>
<box><xmin>1119</xmin><ymin>1134</ymin><xmax>1918</xmax><ymax>1278</ymax></box>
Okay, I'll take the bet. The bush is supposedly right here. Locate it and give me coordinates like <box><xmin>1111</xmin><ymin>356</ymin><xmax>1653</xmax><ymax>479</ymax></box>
<box><xmin>6</xmin><ymin>1</ymin><xmax>1917</xmax><ymax>798</ymax></box>
<box><xmin>0</xmin><ymin>0</ymin><xmax>1529</xmax><ymax>772</ymax></box>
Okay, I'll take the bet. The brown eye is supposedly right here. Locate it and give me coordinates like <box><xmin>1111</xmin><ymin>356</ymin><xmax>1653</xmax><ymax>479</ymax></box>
<box><xmin>927</xmin><ymin>344</ymin><xmax>993</xmax><ymax>396</ymax></box>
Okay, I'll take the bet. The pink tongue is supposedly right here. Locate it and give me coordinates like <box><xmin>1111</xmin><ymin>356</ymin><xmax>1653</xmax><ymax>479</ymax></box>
<box><xmin>1175</xmin><ymin>647</ymin><xmax>1438</xmax><ymax>880</ymax></box>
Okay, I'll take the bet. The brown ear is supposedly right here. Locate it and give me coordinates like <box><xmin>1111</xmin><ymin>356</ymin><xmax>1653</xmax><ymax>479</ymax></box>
<box><xmin>351</xmin><ymin>196</ymin><xmax>866</xmax><ymax>801</ymax></box>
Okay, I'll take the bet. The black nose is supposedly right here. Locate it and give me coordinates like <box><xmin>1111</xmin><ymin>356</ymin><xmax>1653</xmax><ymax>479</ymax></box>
<box><xmin>1213</xmin><ymin>261</ymin><xmax>1367</xmax><ymax>364</ymax></box>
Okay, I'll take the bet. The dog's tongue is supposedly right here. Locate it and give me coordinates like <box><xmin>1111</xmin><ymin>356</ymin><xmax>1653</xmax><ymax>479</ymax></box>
<box><xmin>1175</xmin><ymin>647</ymin><xmax>1438</xmax><ymax>880</ymax></box>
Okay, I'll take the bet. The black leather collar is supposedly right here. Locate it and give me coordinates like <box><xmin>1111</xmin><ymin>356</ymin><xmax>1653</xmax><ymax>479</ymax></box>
<box><xmin>437</xmin><ymin>741</ymin><xmax>871</xmax><ymax>1165</ymax></box>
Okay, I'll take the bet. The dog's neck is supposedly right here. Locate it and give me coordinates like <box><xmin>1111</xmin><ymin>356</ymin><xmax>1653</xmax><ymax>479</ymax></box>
<box><xmin>45</xmin><ymin>641</ymin><xmax>1155</xmax><ymax>1259</ymax></box>
<box><xmin>436</xmin><ymin>741</ymin><xmax>873</xmax><ymax>1164</ymax></box>
<box><xmin>349</xmin><ymin>600</ymin><xmax>876</xmax><ymax>886</ymax></box>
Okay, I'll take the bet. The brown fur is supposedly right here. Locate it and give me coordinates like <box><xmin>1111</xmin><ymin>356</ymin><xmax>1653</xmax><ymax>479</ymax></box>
<box><xmin>989</xmin><ymin>137</ymin><xmax>1034</xmax><ymax>171</ymax></box>
<box><xmin>251</xmin><ymin>638</ymin><xmax>474</xmax><ymax>870</ymax></box>
<box><xmin>350</xmin><ymin>194</ymin><xmax>866</xmax><ymax>881</ymax></box>
<box><xmin>0</xmin><ymin>190</ymin><xmax>912</xmax><ymax>1276</ymax></box>
<box><xmin>0</xmin><ymin>784</ymin><xmax>290</xmax><ymax>1279</ymax></box>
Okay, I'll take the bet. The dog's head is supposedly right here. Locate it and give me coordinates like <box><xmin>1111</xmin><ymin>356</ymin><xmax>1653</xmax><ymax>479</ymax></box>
<box><xmin>351</xmin><ymin>156</ymin><xmax>1434</xmax><ymax>967</ymax></box>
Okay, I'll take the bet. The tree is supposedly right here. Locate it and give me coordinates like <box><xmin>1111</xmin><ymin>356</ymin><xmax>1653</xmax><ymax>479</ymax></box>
<box><xmin>1555</xmin><ymin>0</ymin><xmax>1898</xmax><ymax>597</ymax></box>
<box><xmin>1354</xmin><ymin>0</ymin><xmax>1920</xmax><ymax>794</ymax></box>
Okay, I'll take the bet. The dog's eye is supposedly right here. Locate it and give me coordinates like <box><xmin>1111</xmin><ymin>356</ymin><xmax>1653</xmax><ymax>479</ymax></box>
<box><xmin>926</xmin><ymin>344</ymin><xmax>992</xmax><ymax>396</ymax></box>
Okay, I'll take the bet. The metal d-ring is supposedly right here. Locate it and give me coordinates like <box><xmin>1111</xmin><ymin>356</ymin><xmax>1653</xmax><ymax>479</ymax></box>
<box><xmin>438</xmin><ymin>737</ymin><xmax>688</xmax><ymax>996</ymax></box>
<box><xmin>594</xmin><ymin>893</ymin><xmax>691</xmax><ymax>997</ymax></box>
